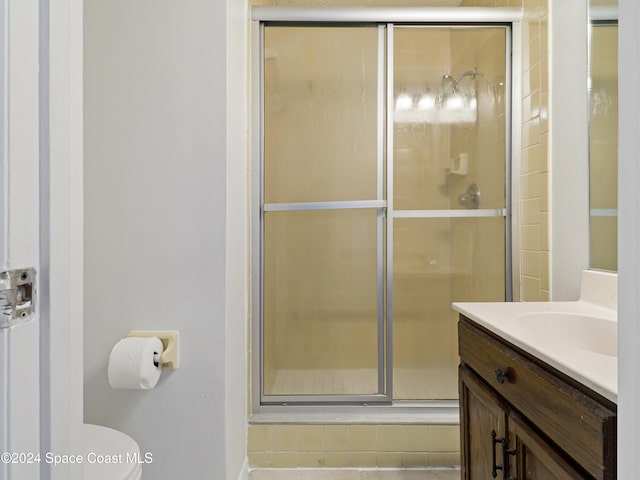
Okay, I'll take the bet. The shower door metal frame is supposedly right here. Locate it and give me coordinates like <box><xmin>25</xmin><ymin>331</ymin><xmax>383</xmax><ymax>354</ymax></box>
<box><xmin>258</xmin><ymin>23</ymin><xmax>390</xmax><ymax>406</ymax></box>
<box><xmin>251</xmin><ymin>7</ymin><xmax>522</xmax><ymax>413</ymax></box>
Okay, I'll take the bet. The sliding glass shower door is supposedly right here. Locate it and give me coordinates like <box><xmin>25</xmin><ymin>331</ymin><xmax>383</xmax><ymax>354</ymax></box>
<box><xmin>391</xmin><ymin>27</ymin><xmax>509</xmax><ymax>400</ymax></box>
<box><xmin>262</xmin><ymin>26</ymin><xmax>387</xmax><ymax>402</ymax></box>
<box><xmin>259</xmin><ymin>23</ymin><xmax>510</xmax><ymax>405</ymax></box>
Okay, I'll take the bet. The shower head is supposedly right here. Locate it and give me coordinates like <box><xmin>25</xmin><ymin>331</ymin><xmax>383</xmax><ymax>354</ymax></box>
<box><xmin>441</xmin><ymin>74</ymin><xmax>456</xmax><ymax>97</ymax></box>
<box><xmin>437</xmin><ymin>69</ymin><xmax>479</xmax><ymax>113</ymax></box>
<box><xmin>442</xmin><ymin>69</ymin><xmax>478</xmax><ymax>92</ymax></box>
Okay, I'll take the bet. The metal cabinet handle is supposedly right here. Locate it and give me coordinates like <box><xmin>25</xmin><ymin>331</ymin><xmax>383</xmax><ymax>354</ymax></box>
<box><xmin>491</xmin><ymin>430</ymin><xmax>516</xmax><ymax>479</ymax></box>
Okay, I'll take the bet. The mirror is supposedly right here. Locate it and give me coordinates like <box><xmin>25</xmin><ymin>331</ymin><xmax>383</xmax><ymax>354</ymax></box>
<box><xmin>588</xmin><ymin>1</ymin><xmax>618</xmax><ymax>271</ymax></box>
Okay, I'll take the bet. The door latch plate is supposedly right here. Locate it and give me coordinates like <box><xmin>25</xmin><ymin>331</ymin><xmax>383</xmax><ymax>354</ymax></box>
<box><xmin>0</xmin><ymin>268</ymin><xmax>36</xmax><ymax>328</ymax></box>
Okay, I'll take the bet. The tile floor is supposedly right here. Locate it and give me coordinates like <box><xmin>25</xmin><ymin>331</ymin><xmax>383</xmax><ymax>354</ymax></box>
<box><xmin>249</xmin><ymin>468</ymin><xmax>461</xmax><ymax>480</ymax></box>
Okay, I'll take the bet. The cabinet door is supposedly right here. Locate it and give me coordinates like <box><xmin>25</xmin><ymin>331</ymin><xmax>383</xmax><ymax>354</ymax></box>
<box><xmin>460</xmin><ymin>366</ymin><xmax>511</xmax><ymax>480</ymax></box>
<box><xmin>509</xmin><ymin>413</ymin><xmax>591</xmax><ymax>480</ymax></box>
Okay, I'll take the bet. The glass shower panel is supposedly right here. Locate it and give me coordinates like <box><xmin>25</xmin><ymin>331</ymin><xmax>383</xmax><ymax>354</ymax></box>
<box><xmin>262</xmin><ymin>25</ymin><xmax>384</xmax><ymax>400</ymax></box>
<box><xmin>263</xmin><ymin>210</ymin><xmax>380</xmax><ymax>396</ymax></box>
<box><xmin>589</xmin><ymin>23</ymin><xmax>618</xmax><ymax>271</ymax></box>
<box><xmin>263</xmin><ymin>26</ymin><xmax>380</xmax><ymax>204</ymax></box>
<box><xmin>392</xmin><ymin>27</ymin><xmax>507</xmax><ymax>400</ymax></box>
<box><xmin>393</xmin><ymin>27</ymin><xmax>506</xmax><ymax>211</ymax></box>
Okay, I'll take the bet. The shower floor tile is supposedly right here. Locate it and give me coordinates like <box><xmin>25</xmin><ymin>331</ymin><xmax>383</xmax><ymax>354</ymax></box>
<box><xmin>249</xmin><ymin>468</ymin><xmax>461</xmax><ymax>480</ymax></box>
<box><xmin>267</xmin><ymin>368</ymin><xmax>458</xmax><ymax>399</ymax></box>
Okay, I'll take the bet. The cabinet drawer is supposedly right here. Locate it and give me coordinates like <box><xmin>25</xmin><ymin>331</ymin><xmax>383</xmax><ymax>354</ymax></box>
<box><xmin>459</xmin><ymin>317</ymin><xmax>616</xmax><ymax>480</ymax></box>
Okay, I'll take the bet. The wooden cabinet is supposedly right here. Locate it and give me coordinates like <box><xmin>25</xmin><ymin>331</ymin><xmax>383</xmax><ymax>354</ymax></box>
<box><xmin>509</xmin><ymin>412</ymin><xmax>587</xmax><ymax>480</ymax></box>
<box><xmin>459</xmin><ymin>316</ymin><xmax>616</xmax><ymax>480</ymax></box>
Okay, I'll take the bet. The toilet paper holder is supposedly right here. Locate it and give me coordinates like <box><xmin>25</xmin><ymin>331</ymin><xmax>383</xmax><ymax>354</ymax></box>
<box><xmin>127</xmin><ymin>330</ymin><xmax>179</xmax><ymax>370</ymax></box>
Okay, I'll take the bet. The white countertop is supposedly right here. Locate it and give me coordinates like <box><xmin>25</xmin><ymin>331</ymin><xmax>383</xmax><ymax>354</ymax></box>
<box><xmin>453</xmin><ymin>299</ymin><xmax>618</xmax><ymax>403</ymax></box>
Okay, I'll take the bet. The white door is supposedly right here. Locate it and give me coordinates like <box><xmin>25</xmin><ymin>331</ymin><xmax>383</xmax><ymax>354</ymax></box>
<box><xmin>1</xmin><ymin>0</ymin><xmax>84</xmax><ymax>479</ymax></box>
<box><xmin>0</xmin><ymin>0</ymin><xmax>43</xmax><ymax>478</ymax></box>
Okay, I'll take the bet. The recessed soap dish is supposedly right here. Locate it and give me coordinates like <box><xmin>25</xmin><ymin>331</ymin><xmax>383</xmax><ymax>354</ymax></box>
<box><xmin>447</xmin><ymin>153</ymin><xmax>469</xmax><ymax>176</ymax></box>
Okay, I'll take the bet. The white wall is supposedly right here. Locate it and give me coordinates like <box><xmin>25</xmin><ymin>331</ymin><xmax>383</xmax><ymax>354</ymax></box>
<box><xmin>226</xmin><ymin>0</ymin><xmax>249</xmax><ymax>478</ymax></box>
<box><xmin>548</xmin><ymin>0</ymin><xmax>590</xmax><ymax>300</ymax></box>
<box><xmin>84</xmin><ymin>0</ymin><xmax>246</xmax><ymax>478</ymax></box>
<box><xmin>618</xmin><ymin>0</ymin><xmax>640</xmax><ymax>477</ymax></box>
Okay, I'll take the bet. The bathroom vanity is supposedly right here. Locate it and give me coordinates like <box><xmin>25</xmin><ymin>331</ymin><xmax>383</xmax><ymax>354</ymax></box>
<box><xmin>454</xmin><ymin>272</ymin><xmax>618</xmax><ymax>480</ymax></box>
<box><xmin>458</xmin><ymin>315</ymin><xmax>615</xmax><ymax>480</ymax></box>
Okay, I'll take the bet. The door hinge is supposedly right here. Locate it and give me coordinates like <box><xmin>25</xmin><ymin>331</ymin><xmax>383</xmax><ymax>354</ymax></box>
<box><xmin>0</xmin><ymin>268</ymin><xmax>36</xmax><ymax>328</ymax></box>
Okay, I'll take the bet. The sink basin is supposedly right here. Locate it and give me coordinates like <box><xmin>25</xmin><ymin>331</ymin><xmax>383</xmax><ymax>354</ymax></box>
<box><xmin>513</xmin><ymin>312</ymin><xmax>617</xmax><ymax>357</ymax></box>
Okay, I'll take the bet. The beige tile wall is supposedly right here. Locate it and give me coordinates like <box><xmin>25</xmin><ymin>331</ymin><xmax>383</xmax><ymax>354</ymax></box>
<box><xmin>248</xmin><ymin>424</ymin><xmax>460</xmax><ymax>468</ymax></box>
<box><xmin>251</xmin><ymin>0</ymin><xmax>554</xmax><ymax>469</ymax></box>
<box><xmin>462</xmin><ymin>0</ymin><xmax>551</xmax><ymax>302</ymax></box>
<box><xmin>518</xmin><ymin>0</ymin><xmax>550</xmax><ymax>301</ymax></box>
<box><xmin>254</xmin><ymin>0</ymin><xmax>517</xmax><ymax>5</ymax></box>
<box><xmin>448</xmin><ymin>27</ymin><xmax>508</xmax><ymax>307</ymax></box>
<box><xmin>461</xmin><ymin>0</ymin><xmax>522</xmax><ymax>6</ymax></box>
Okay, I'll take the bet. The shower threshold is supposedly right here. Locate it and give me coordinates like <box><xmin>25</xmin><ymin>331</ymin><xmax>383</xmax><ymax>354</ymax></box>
<box><xmin>250</xmin><ymin>400</ymin><xmax>460</xmax><ymax>426</ymax></box>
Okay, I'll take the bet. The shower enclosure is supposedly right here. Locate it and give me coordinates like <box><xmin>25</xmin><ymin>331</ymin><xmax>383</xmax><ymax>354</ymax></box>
<box><xmin>255</xmin><ymin>19</ymin><xmax>511</xmax><ymax>406</ymax></box>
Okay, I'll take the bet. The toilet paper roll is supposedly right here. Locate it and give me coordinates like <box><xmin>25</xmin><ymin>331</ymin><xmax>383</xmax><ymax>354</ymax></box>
<box><xmin>107</xmin><ymin>336</ymin><xmax>163</xmax><ymax>390</ymax></box>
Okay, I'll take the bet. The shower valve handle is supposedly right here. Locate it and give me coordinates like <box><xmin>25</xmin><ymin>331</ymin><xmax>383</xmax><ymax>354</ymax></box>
<box><xmin>457</xmin><ymin>183</ymin><xmax>480</xmax><ymax>209</ymax></box>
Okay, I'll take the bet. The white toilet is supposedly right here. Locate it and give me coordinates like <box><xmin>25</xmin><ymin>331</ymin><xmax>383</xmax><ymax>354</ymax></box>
<box><xmin>82</xmin><ymin>424</ymin><xmax>142</xmax><ymax>480</ymax></box>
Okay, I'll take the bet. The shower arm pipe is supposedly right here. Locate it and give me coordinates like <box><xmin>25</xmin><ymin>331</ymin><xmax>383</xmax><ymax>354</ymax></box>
<box><xmin>444</xmin><ymin>68</ymin><xmax>498</xmax><ymax>92</ymax></box>
<box><xmin>451</xmin><ymin>69</ymin><xmax>478</xmax><ymax>86</ymax></box>
<box><xmin>251</xmin><ymin>6</ymin><xmax>522</xmax><ymax>24</ymax></box>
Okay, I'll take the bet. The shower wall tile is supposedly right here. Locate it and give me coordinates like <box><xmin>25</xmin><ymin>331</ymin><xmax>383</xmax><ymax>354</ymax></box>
<box><xmin>519</xmin><ymin>0</ymin><xmax>549</xmax><ymax>302</ymax></box>
<box><xmin>521</xmin><ymin>275</ymin><xmax>541</xmax><ymax>301</ymax></box>
<box><xmin>404</xmin><ymin>453</ymin><xmax>430</xmax><ymax>467</ymax></box>
<box><xmin>377</xmin><ymin>452</ymin><xmax>405</xmax><ymax>467</ymax></box>
<box><xmin>326</xmin><ymin>425</ymin><xmax>350</xmax><ymax>452</ymax></box>
<box><xmin>430</xmin><ymin>452</ymin><xmax>462</xmax><ymax>467</ymax></box>
<box><xmin>521</xmin><ymin>250</ymin><xmax>539</xmax><ymax>278</ymax></box>
<box><xmin>402</xmin><ymin>425</ymin><xmax>430</xmax><ymax>452</ymax></box>
<box><xmin>298</xmin><ymin>451</ymin><xmax>326</xmax><ymax>467</ymax></box>
<box><xmin>521</xmin><ymin>198</ymin><xmax>540</xmax><ymax>225</ymax></box>
<box><xmin>350</xmin><ymin>452</ymin><xmax>378</xmax><ymax>467</ymax></box>
<box><xmin>272</xmin><ymin>427</ymin><xmax>299</xmax><ymax>451</ymax></box>
<box><xmin>539</xmin><ymin>211</ymin><xmax>549</xmax><ymax>251</ymax></box>
<box><xmin>520</xmin><ymin>225</ymin><xmax>540</xmax><ymax>251</ymax></box>
<box><xmin>522</xmin><ymin>91</ymin><xmax>540</xmax><ymax>121</ymax></box>
<box><xmin>255</xmin><ymin>0</ymin><xmax>516</xmax><ymax>5</ymax></box>
<box><xmin>325</xmin><ymin>452</ymin><xmax>350</xmax><ymax>467</ymax></box>
<box><xmin>249</xmin><ymin>452</ymin><xmax>272</xmax><ymax>467</ymax></box>
<box><xmin>522</xmin><ymin>118</ymin><xmax>540</xmax><ymax>148</ymax></box>
<box><xmin>378</xmin><ymin>426</ymin><xmax>404</xmax><ymax>452</ymax></box>
<box><xmin>521</xmin><ymin>172</ymin><xmax>540</xmax><ymax>199</ymax></box>
<box><xmin>538</xmin><ymin>173</ymin><xmax>548</xmax><ymax>209</ymax></box>
<box><xmin>539</xmin><ymin>133</ymin><xmax>549</xmax><ymax>171</ymax></box>
<box><xmin>427</xmin><ymin>425</ymin><xmax>460</xmax><ymax>452</ymax></box>
<box><xmin>461</xmin><ymin>0</ymin><xmax>522</xmax><ymax>5</ymax></box>
<box><xmin>249</xmin><ymin>425</ymin><xmax>273</xmax><ymax>452</ymax></box>
<box><xmin>350</xmin><ymin>426</ymin><xmax>378</xmax><ymax>451</ymax></box>
<box><xmin>299</xmin><ymin>426</ymin><xmax>326</xmax><ymax>451</ymax></box>
<box><xmin>247</xmin><ymin>424</ymin><xmax>460</xmax><ymax>468</ymax></box>
<box><xmin>271</xmin><ymin>452</ymin><xmax>299</xmax><ymax>468</ymax></box>
<box><xmin>540</xmin><ymin>251</ymin><xmax>550</xmax><ymax>290</ymax></box>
